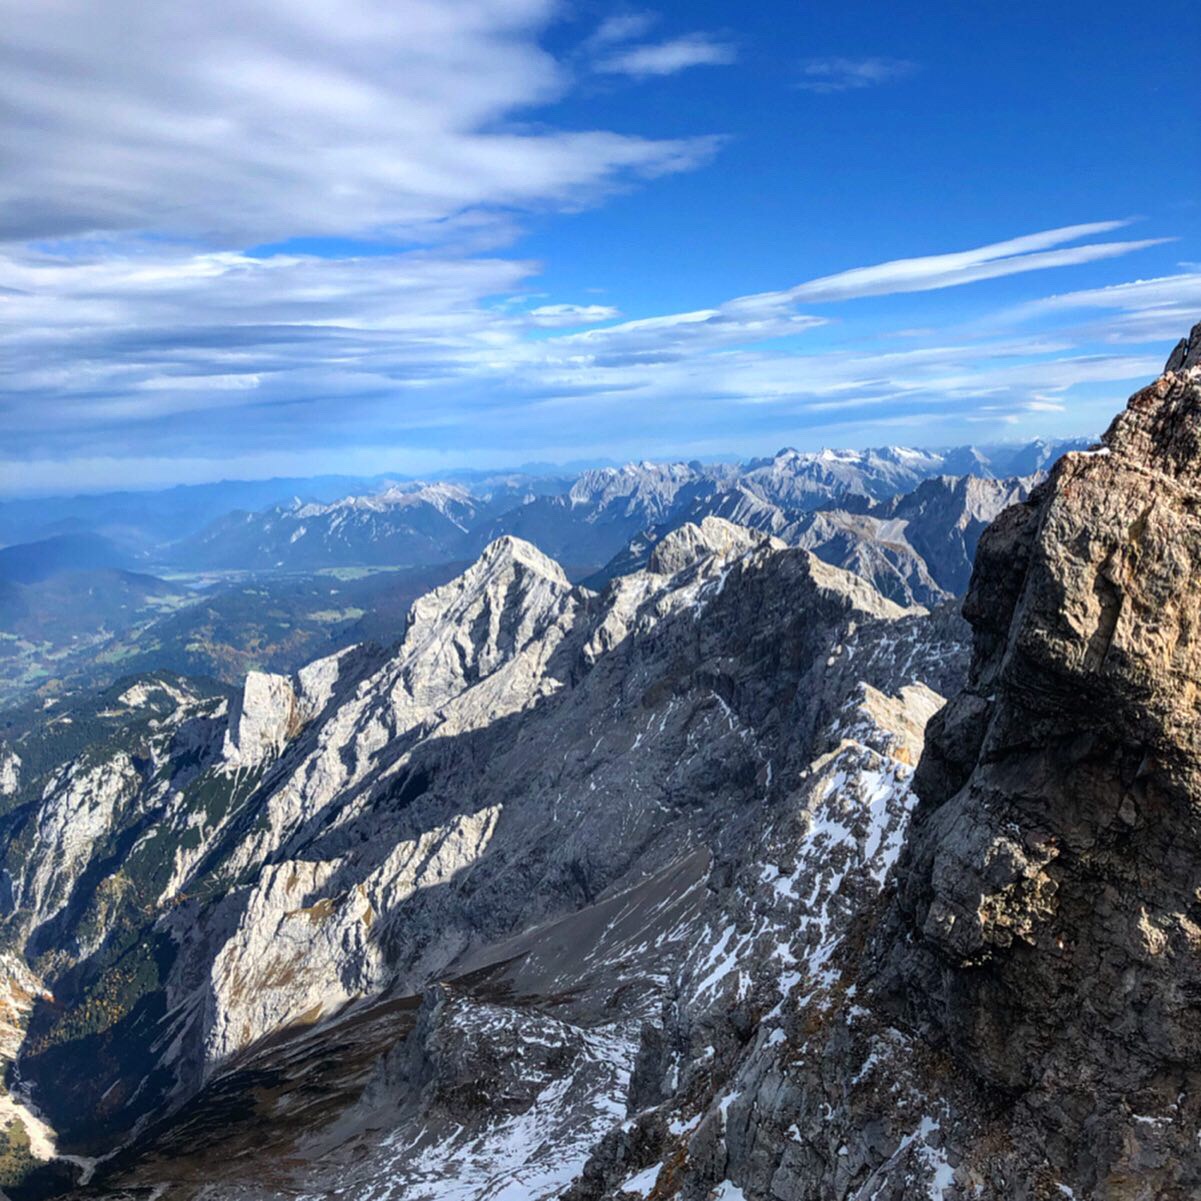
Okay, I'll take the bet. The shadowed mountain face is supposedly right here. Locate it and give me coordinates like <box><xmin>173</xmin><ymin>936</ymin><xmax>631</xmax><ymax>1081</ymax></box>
<box><xmin>0</xmin><ymin>334</ymin><xmax>1192</xmax><ymax>1201</ymax></box>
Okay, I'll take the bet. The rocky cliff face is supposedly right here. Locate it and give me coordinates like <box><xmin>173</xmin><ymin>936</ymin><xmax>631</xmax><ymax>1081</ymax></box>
<box><xmin>868</xmin><ymin>323</ymin><xmax>1201</xmax><ymax>1199</ymax></box>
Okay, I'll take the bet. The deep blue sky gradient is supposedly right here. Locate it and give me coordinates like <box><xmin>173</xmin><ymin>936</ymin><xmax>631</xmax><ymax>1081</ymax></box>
<box><xmin>529</xmin><ymin>0</ymin><xmax>1198</xmax><ymax>315</ymax></box>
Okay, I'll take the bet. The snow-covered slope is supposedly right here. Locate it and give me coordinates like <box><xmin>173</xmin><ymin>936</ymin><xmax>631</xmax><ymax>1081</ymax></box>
<box><xmin>0</xmin><ymin>518</ymin><xmax>969</xmax><ymax>1198</ymax></box>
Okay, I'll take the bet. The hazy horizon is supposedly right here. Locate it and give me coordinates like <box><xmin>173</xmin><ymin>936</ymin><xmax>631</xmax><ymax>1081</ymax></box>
<box><xmin>0</xmin><ymin>430</ymin><xmax>1102</xmax><ymax>502</ymax></box>
<box><xmin>3</xmin><ymin>0</ymin><xmax>1197</xmax><ymax>494</ymax></box>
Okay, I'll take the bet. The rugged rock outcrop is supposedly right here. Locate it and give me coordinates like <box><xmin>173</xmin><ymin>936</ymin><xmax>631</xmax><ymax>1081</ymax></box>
<box><xmin>645</xmin><ymin>516</ymin><xmax>779</xmax><ymax>576</ymax></box>
<box><xmin>221</xmin><ymin>671</ymin><xmax>299</xmax><ymax>767</ymax></box>
<box><xmin>0</xmin><ymin>747</ymin><xmax>19</xmax><ymax>798</ymax></box>
<box><xmin>872</xmin><ymin>322</ymin><xmax>1201</xmax><ymax>1198</ymax></box>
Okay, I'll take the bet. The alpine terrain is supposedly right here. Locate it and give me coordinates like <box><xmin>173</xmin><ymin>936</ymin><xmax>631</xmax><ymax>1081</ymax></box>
<box><xmin>0</xmin><ymin>442</ymin><xmax>1061</xmax><ymax>711</ymax></box>
<box><xmin>0</xmin><ymin>326</ymin><xmax>1197</xmax><ymax>1200</ymax></box>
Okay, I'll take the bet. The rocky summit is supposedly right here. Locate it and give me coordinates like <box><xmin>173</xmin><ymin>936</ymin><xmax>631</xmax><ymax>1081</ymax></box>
<box><xmin>0</xmin><ymin>328</ymin><xmax>1198</xmax><ymax>1199</ymax></box>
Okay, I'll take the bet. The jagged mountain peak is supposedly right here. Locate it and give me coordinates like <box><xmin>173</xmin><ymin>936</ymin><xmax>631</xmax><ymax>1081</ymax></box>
<box><xmin>800</xmin><ymin>547</ymin><xmax>918</xmax><ymax>620</ymax></box>
<box><xmin>565</xmin><ymin>460</ymin><xmax>710</xmax><ymax>519</ymax></box>
<box><xmin>8</xmin><ymin>339</ymin><xmax>1195</xmax><ymax>1199</ymax></box>
<box><xmin>469</xmin><ymin>534</ymin><xmax>571</xmax><ymax>586</ymax></box>
<box><xmin>646</xmin><ymin>515</ymin><xmax>780</xmax><ymax>576</ymax></box>
<box><xmin>386</xmin><ymin>534</ymin><xmax>580</xmax><ymax>720</ymax></box>
<box><xmin>0</xmin><ymin>484</ymin><xmax>965</xmax><ymax>1197</ymax></box>
<box><xmin>1164</xmin><ymin>317</ymin><xmax>1201</xmax><ymax>375</ymax></box>
<box><xmin>291</xmin><ymin>480</ymin><xmax>476</xmax><ymax>518</ymax></box>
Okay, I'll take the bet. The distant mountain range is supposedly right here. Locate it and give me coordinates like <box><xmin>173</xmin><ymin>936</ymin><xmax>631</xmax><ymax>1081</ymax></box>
<box><xmin>0</xmin><ymin>437</ymin><xmax>1088</xmax><ymax>710</ymax></box>
<box><xmin>588</xmin><ymin>473</ymin><xmax>1039</xmax><ymax>605</ymax></box>
<box><xmin>0</xmin><ymin>438</ymin><xmax>1088</xmax><ymax>567</ymax></box>
<box><xmin>163</xmin><ymin>437</ymin><xmax>1091</xmax><ymax>576</ymax></box>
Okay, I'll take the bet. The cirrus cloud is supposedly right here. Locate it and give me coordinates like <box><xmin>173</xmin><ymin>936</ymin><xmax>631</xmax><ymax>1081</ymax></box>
<box><xmin>525</xmin><ymin>304</ymin><xmax>621</xmax><ymax>327</ymax></box>
<box><xmin>0</xmin><ymin>0</ymin><xmax>720</xmax><ymax>246</ymax></box>
<box><xmin>594</xmin><ymin>34</ymin><xmax>737</xmax><ymax>78</ymax></box>
<box><xmin>797</xmin><ymin>56</ymin><xmax>918</xmax><ymax>94</ymax></box>
<box><xmin>0</xmin><ymin>222</ymin><xmax>1176</xmax><ymax>484</ymax></box>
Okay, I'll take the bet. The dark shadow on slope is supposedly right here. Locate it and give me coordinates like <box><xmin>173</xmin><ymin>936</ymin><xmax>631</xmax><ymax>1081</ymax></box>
<box><xmin>12</xmin><ymin>546</ymin><xmax>963</xmax><ymax>1180</ymax></box>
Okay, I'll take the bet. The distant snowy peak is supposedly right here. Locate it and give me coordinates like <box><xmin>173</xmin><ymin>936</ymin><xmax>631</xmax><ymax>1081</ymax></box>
<box><xmin>939</xmin><ymin>445</ymin><xmax>994</xmax><ymax>476</ymax></box>
<box><xmin>592</xmin><ymin>470</ymin><xmax>1039</xmax><ymax>605</ymax></box>
<box><xmin>741</xmin><ymin>445</ymin><xmax>944</xmax><ymax>507</ymax></box>
<box><xmin>184</xmin><ymin>481</ymin><xmax>484</xmax><ymax>570</ymax></box>
<box><xmin>179</xmin><ymin>437</ymin><xmax>1087</xmax><ymax>574</ymax></box>
<box><xmin>293</xmin><ymin>481</ymin><xmax>476</xmax><ymax>523</ymax></box>
<box><xmin>566</xmin><ymin>460</ymin><xmax>723</xmax><ymax>518</ymax></box>
<box><xmin>745</xmin><ymin>439</ymin><xmax>1082</xmax><ymax>488</ymax></box>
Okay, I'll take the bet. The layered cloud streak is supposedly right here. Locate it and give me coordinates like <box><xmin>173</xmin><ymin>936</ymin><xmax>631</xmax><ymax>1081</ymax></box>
<box><xmin>0</xmin><ymin>0</ymin><xmax>1190</xmax><ymax>489</ymax></box>
<box><xmin>0</xmin><ymin>0</ymin><xmax>717</xmax><ymax>245</ymax></box>
<box><xmin>0</xmin><ymin>224</ymin><xmax>1182</xmax><ymax>482</ymax></box>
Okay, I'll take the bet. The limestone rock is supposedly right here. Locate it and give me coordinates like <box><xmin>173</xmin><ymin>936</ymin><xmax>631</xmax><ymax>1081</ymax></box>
<box><xmin>873</xmin><ymin>320</ymin><xmax>1201</xmax><ymax>1198</ymax></box>
<box><xmin>646</xmin><ymin>516</ymin><xmax>779</xmax><ymax>576</ymax></box>
<box><xmin>0</xmin><ymin>745</ymin><xmax>19</xmax><ymax>797</ymax></box>
<box><xmin>222</xmin><ymin>670</ymin><xmax>299</xmax><ymax>767</ymax></box>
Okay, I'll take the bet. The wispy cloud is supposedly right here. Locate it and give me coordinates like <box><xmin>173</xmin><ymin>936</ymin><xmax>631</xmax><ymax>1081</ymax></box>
<box><xmin>584</xmin><ymin>13</ymin><xmax>658</xmax><ymax>50</ymax></box>
<box><xmin>525</xmin><ymin>303</ymin><xmax>620</xmax><ymax>327</ymax></box>
<box><xmin>778</xmin><ymin>222</ymin><xmax>1171</xmax><ymax>303</ymax></box>
<box><xmin>1008</xmin><ymin>272</ymin><xmax>1201</xmax><ymax>318</ymax></box>
<box><xmin>594</xmin><ymin>33</ymin><xmax>736</xmax><ymax>78</ymax></box>
<box><xmin>0</xmin><ymin>222</ymin><xmax>1174</xmax><ymax>485</ymax></box>
<box><xmin>797</xmin><ymin>56</ymin><xmax>918</xmax><ymax>93</ymax></box>
<box><xmin>0</xmin><ymin>2</ymin><xmax>1186</xmax><ymax>493</ymax></box>
<box><xmin>994</xmin><ymin>271</ymin><xmax>1201</xmax><ymax>348</ymax></box>
<box><xmin>540</xmin><ymin>225</ymin><xmax>1168</xmax><ymax>367</ymax></box>
<box><xmin>0</xmin><ymin>0</ymin><xmax>720</xmax><ymax>246</ymax></box>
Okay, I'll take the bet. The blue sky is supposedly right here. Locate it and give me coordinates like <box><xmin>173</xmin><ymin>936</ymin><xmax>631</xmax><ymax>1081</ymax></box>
<box><xmin>0</xmin><ymin>0</ymin><xmax>1198</xmax><ymax>493</ymax></box>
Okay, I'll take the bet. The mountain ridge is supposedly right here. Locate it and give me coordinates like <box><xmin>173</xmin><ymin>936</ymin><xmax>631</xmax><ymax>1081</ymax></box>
<box><xmin>0</xmin><ymin>334</ymin><xmax>1195</xmax><ymax>1197</ymax></box>
<box><xmin>0</xmin><ymin>516</ymin><xmax>959</xmax><ymax>1197</ymax></box>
